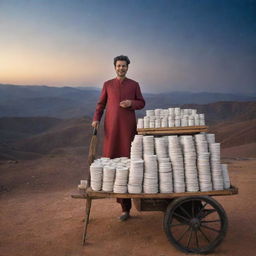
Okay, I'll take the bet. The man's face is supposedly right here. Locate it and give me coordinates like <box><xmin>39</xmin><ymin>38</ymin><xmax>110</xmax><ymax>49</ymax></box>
<box><xmin>115</xmin><ymin>60</ymin><xmax>128</xmax><ymax>78</ymax></box>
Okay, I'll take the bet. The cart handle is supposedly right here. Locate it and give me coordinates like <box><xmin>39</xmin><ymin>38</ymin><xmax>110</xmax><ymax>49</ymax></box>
<box><xmin>92</xmin><ymin>126</ymin><xmax>98</xmax><ymax>136</ymax></box>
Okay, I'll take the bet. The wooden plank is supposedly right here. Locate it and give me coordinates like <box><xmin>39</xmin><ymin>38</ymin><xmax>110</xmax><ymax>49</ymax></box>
<box><xmin>71</xmin><ymin>194</ymin><xmax>103</xmax><ymax>200</ymax></box>
<box><xmin>137</xmin><ymin>126</ymin><xmax>209</xmax><ymax>135</ymax></box>
<box><xmin>82</xmin><ymin>197</ymin><xmax>92</xmax><ymax>245</ymax></box>
<box><xmin>137</xmin><ymin>126</ymin><xmax>208</xmax><ymax>132</ymax></box>
<box><xmin>78</xmin><ymin>186</ymin><xmax>238</xmax><ymax>199</ymax></box>
<box><xmin>138</xmin><ymin>130</ymin><xmax>205</xmax><ymax>135</ymax></box>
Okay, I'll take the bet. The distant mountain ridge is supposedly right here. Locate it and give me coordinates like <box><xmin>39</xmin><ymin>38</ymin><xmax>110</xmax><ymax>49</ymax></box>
<box><xmin>0</xmin><ymin>116</ymin><xmax>62</xmax><ymax>143</ymax></box>
<box><xmin>0</xmin><ymin>117</ymin><xmax>94</xmax><ymax>160</ymax></box>
<box><xmin>1</xmin><ymin>115</ymin><xmax>255</xmax><ymax>161</ymax></box>
<box><xmin>0</xmin><ymin>83</ymin><xmax>255</xmax><ymax>118</ymax></box>
<box><xmin>210</xmin><ymin>119</ymin><xmax>256</xmax><ymax>148</ymax></box>
<box><xmin>183</xmin><ymin>101</ymin><xmax>256</xmax><ymax>124</ymax></box>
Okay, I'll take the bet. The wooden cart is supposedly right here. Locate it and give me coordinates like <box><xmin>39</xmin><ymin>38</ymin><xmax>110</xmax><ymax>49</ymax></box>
<box><xmin>72</xmin><ymin>125</ymin><xmax>239</xmax><ymax>254</ymax></box>
<box><xmin>72</xmin><ymin>185</ymin><xmax>238</xmax><ymax>254</ymax></box>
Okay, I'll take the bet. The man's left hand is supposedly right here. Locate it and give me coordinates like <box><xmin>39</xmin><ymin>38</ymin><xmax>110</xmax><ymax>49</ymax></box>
<box><xmin>120</xmin><ymin>100</ymin><xmax>132</xmax><ymax>108</ymax></box>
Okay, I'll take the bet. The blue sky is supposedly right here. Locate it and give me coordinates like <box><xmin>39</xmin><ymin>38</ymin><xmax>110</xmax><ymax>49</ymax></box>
<box><xmin>0</xmin><ymin>0</ymin><xmax>255</xmax><ymax>93</ymax></box>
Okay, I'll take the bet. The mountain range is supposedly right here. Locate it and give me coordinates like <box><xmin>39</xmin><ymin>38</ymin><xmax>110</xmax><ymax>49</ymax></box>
<box><xmin>0</xmin><ymin>83</ymin><xmax>255</xmax><ymax>161</ymax></box>
<box><xmin>1</xmin><ymin>83</ymin><xmax>255</xmax><ymax>118</ymax></box>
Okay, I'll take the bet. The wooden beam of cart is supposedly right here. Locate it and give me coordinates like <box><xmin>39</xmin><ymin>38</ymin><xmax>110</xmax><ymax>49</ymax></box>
<box><xmin>137</xmin><ymin>125</ymin><xmax>208</xmax><ymax>135</ymax></box>
<box><xmin>72</xmin><ymin>185</ymin><xmax>238</xmax><ymax>199</ymax></box>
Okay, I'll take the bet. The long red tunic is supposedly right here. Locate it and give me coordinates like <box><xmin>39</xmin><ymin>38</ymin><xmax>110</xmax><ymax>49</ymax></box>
<box><xmin>93</xmin><ymin>77</ymin><xmax>145</xmax><ymax>158</ymax></box>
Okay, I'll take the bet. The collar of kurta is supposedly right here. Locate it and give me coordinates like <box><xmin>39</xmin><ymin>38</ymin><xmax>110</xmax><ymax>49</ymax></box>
<box><xmin>116</xmin><ymin>77</ymin><xmax>127</xmax><ymax>83</ymax></box>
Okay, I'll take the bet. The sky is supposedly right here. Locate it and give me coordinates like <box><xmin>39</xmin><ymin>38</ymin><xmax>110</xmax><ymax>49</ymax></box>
<box><xmin>0</xmin><ymin>0</ymin><xmax>255</xmax><ymax>93</ymax></box>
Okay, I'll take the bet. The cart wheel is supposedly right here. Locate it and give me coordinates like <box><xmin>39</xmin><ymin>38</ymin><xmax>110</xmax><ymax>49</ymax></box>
<box><xmin>163</xmin><ymin>196</ymin><xmax>228</xmax><ymax>254</ymax></box>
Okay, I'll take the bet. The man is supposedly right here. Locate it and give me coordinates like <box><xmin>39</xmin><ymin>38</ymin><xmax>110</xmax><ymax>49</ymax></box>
<box><xmin>91</xmin><ymin>55</ymin><xmax>145</xmax><ymax>221</ymax></box>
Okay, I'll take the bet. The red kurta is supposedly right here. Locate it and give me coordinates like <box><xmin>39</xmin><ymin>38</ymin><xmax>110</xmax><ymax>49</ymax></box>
<box><xmin>93</xmin><ymin>77</ymin><xmax>145</xmax><ymax>158</ymax></box>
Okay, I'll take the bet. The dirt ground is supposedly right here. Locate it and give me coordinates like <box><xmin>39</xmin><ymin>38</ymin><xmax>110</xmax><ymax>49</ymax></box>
<box><xmin>1</xmin><ymin>157</ymin><xmax>256</xmax><ymax>256</ymax></box>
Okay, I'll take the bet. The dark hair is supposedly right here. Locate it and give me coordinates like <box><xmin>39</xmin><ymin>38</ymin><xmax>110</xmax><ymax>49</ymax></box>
<box><xmin>113</xmin><ymin>55</ymin><xmax>130</xmax><ymax>66</ymax></box>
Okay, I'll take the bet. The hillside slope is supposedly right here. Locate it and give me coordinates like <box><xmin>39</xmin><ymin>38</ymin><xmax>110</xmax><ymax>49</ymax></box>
<box><xmin>1</xmin><ymin>84</ymin><xmax>255</xmax><ymax>119</ymax></box>
<box><xmin>210</xmin><ymin>119</ymin><xmax>256</xmax><ymax>148</ymax></box>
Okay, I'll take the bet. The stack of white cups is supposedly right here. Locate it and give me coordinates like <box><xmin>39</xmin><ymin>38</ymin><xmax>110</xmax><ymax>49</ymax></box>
<box><xmin>102</xmin><ymin>166</ymin><xmax>116</xmax><ymax>192</ymax></box>
<box><xmin>194</xmin><ymin>114</ymin><xmax>200</xmax><ymax>125</ymax></box>
<box><xmin>130</xmin><ymin>135</ymin><xmax>143</xmax><ymax>160</ymax></box>
<box><xmin>191</xmin><ymin>109</ymin><xmax>197</xmax><ymax>115</ymax></box>
<box><xmin>206</xmin><ymin>133</ymin><xmax>215</xmax><ymax>144</ymax></box>
<box><xmin>143</xmin><ymin>136</ymin><xmax>155</xmax><ymax>155</ymax></box>
<box><xmin>188</xmin><ymin>115</ymin><xmax>195</xmax><ymax>126</ymax></box>
<box><xmin>182</xmin><ymin>136</ymin><xmax>199</xmax><ymax>192</ymax></box>
<box><xmin>195</xmin><ymin>134</ymin><xmax>213</xmax><ymax>191</ymax></box>
<box><xmin>174</xmin><ymin>107</ymin><xmax>181</xmax><ymax>116</ymax></box>
<box><xmin>155</xmin><ymin>117</ymin><xmax>161</xmax><ymax>128</ymax></box>
<box><xmin>168</xmin><ymin>108</ymin><xmax>175</xmax><ymax>115</ymax></box>
<box><xmin>183</xmin><ymin>109</ymin><xmax>188</xmax><ymax>115</ymax></box>
<box><xmin>113</xmin><ymin>167</ymin><xmax>129</xmax><ymax>193</ymax></box>
<box><xmin>155</xmin><ymin>137</ymin><xmax>168</xmax><ymax>158</ymax></box>
<box><xmin>137</xmin><ymin>107</ymin><xmax>207</xmax><ymax>128</ymax></box>
<box><xmin>137</xmin><ymin>118</ymin><xmax>144</xmax><ymax>129</ymax></box>
<box><xmin>195</xmin><ymin>134</ymin><xmax>208</xmax><ymax>154</ymax></box>
<box><xmin>128</xmin><ymin>160</ymin><xmax>144</xmax><ymax>193</ymax></box>
<box><xmin>91</xmin><ymin>131</ymin><xmax>231</xmax><ymax>194</ymax></box>
<box><xmin>199</xmin><ymin>114</ymin><xmax>205</xmax><ymax>125</ymax></box>
<box><xmin>143</xmin><ymin>116</ymin><xmax>149</xmax><ymax>128</ymax></box>
<box><xmin>221</xmin><ymin>164</ymin><xmax>231</xmax><ymax>189</ymax></box>
<box><xmin>143</xmin><ymin>116</ymin><xmax>150</xmax><ymax>128</ymax></box>
<box><xmin>99</xmin><ymin>157</ymin><xmax>111</xmax><ymax>167</ymax></box>
<box><xmin>146</xmin><ymin>110</ymin><xmax>155</xmax><ymax>116</ymax></box>
<box><xmin>168</xmin><ymin>115</ymin><xmax>175</xmax><ymax>127</ymax></box>
<box><xmin>159</xmin><ymin>157</ymin><xmax>173</xmax><ymax>193</ymax></box>
<box><xmin>155</xmin><ymin>108</ymin><xmax>161</xmax><ymax>116</ymax></box>
<box><xmin>197</xmin><ymin>152</ymin><xmax>213</xmax><ymax>191</ymax></box>
<box><xmin>149</xmin><ymin>116</ymin><xmax>155</xmax><ymax>128</ymax></box>
<box><xmin>161</xmin><ymin>116</ymin><xmax>168</xmax><ymax>127</ymax></box>
<box><xmin>143</xmin><ymin>154</ymin><xmax>158</xmax><ymax>193</ymax></box>
<box><xmin>90</xmin><ymin>164</ymin><xmax>103</xmax><ymax>191</ymax></box>
<box><xmin>162</xmin><ymin>109</ymin><xmax>169</xmax><ymax>116</ymax></box>
<box><xmin>175</xmin><ymin>115</ymin><xmax>181</xmax><ymax>127</ymax></box>
<box><xmin>181</xmin><ymin>115</ymin><xmax>188</xmax><ymax>126</ymax></box>
<box><xmin>209</xmin><ymin>143</ymin><xmax>224</xmax><ymax>190</ymax></box>
<box><xmin>168</xmin><ymin>136</ymin><xmax>185</xmax><ymax>192</ymax></box>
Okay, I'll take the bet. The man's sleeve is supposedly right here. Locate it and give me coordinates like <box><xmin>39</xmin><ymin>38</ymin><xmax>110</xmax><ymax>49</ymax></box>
<box><xmin>129</xmin><ymin>83</ymin><xmax>146</xmax><ymax>110</ymax></box>
<box><xmin>93</xmin><ymin>83</ymin><xmax>108</xmax><ymax>122</ymax></box>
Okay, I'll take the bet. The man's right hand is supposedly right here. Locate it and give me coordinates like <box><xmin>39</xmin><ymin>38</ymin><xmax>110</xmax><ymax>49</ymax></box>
<box><xmin>91</xmin><ymin>121</ymin><xmax>99</xmax><ymax>128</ymax></box>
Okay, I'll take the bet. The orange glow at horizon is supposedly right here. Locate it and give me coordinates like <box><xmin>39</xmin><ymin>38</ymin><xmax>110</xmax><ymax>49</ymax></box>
<box><xmin>0</xmin><ymin>47</ymin><xmax>116</xmax><ymax>86</ymax></box>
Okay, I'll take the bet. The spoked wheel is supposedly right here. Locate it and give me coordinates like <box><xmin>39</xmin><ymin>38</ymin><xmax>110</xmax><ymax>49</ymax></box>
<box><xmin>163</xmin><ymin>196</ymin><xmax>228</xmax><ymax>254</ymax></box>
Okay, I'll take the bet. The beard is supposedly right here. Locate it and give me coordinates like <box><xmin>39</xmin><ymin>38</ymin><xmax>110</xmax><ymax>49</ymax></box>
<box><xmin>117</xmin><ymin>71</ymin><xmax>126</xmax><ymax>77</ymax></box>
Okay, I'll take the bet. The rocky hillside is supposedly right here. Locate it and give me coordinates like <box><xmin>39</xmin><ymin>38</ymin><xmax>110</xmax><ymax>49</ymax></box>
<box><xmin>1</xmin><ymin>84</ymin><xmax>255</xmax><ymax>119</ymax></box>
